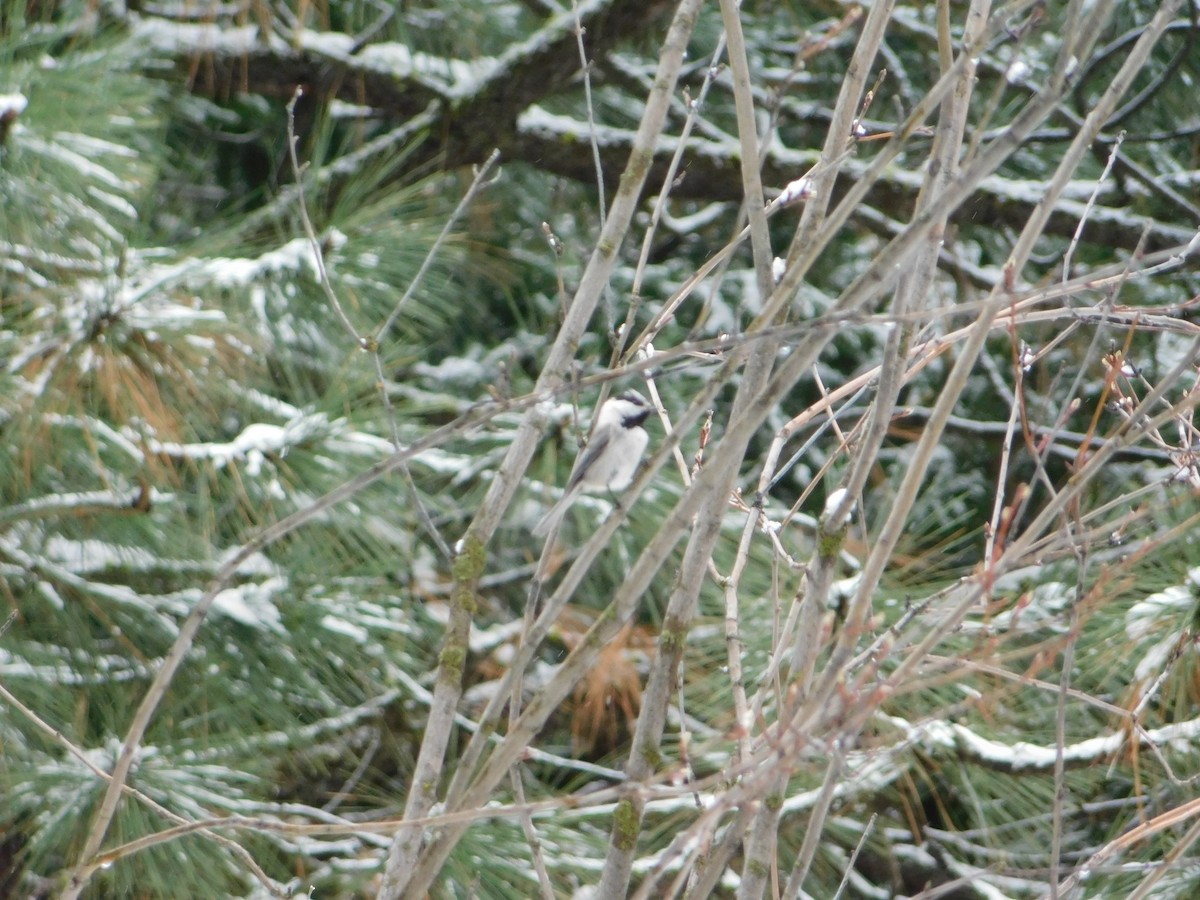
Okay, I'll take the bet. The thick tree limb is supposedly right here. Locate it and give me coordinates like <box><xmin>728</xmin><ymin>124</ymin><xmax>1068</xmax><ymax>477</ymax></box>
<box><xmin>130</xmin><ymin>8</ymin><xmax>1195</xmax><ymax>257</ymax></box>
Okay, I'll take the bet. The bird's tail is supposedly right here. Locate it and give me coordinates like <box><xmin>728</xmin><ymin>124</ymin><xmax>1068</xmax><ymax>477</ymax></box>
<box><xmin>532</xmin><ymin>489</ymin><xmax>575</xmax><ymax>537</ymax></box>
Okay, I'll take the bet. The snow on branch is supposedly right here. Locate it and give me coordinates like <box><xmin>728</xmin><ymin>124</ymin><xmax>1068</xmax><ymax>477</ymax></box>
<box><xmin>516</xmin><ymin>108</ymin><xmax>1195</xmax><ymax>253</ymax></box>
<box><xmin>898</xmin><ymin>714</ymin><xmax>1200</xmax><ymax>774</ymax></box>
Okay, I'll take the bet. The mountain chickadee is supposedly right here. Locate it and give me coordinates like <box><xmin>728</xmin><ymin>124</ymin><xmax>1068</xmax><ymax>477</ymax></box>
<box><xmin>532</xmin><ymin>390</ymin><xmax>652</xmax><ymax>536</ymax></box>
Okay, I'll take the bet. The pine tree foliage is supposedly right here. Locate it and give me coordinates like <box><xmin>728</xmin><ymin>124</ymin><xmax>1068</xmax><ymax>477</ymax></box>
<box><xmin>0</xmin><ymin>5</ymin><xmax>476</xmax><ymax>898</ymax></box>
<box><xmin>2</xmin><ymin>0</ymin><xmax>1200</xmax><ymax>898</ymax></box>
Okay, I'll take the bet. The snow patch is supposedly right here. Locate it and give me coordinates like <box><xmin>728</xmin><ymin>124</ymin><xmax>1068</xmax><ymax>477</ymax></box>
<box><xmin>20</xmin><ymin>132</ymin><xmax>130</xmax><ymax>190</ymax></box>
<box><xmin>823</xmin><ymin>487</ymin><xmax>852</xmax><ymax>520</ymax></box>
<box><xmin>202</xmin><ymin>238</ymin><xmax>321</xmax><ymax>288</ymax></box>
<box><xmin>146</xmin><ymin>413</ymin><xmax>332</xmax><ymax>468</ymax></box>
<box><xmin>44</xmin><ymin>536</ymin><xmax>159</xmax><ymax>573</ymax></box>
<box><xmin>0</xmin><ymin>93</ymin><xmax>28</xmax><ymax>117</ymax></box>
<box><xmin>321</xmin><ymin>614</ymin><xmax>369</xmax><ymax>643</ymax></box>
<box><xmin>412</xmin><ymin>355</ymin><xmax>489</xmax><ymax>385</ymax></box>
<box><xmin>132</xmin><ymin>18</ymin><xmax>286</xmax><ymax>55</ymax></box>
<box><xmin>1126</xmin><ymin>571</ymin><xmax>1200</xmax><ymax>640</ymax></box>
<box><xmin>211</xmin><ymin>576</ymin><xmax>287</xmax><ymax>632</ymax></box>
<box><xmin>774</xmin><ymin>176</ymin><xmax>814</xmax><ymax>206</ymax></box>
<box><xmin>1005</xmin><ymin>59</ymin><xmax>1031</xmax><ymax>84</ymax></box>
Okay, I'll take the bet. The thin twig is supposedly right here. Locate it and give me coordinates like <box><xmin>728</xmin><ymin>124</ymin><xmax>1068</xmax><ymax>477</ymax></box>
<box><xmin>0</xmin><ymin>681</ymin><xmax>285</xmax><ymax>896</ymax></box>
<box><xmin>383</xmin><ymin>2</ymin><xmax>707</xmax><ymax>893</ymax></box>
<box><xmin>1062</xmin><ymin>130</ymin><xmax>1125</xmax><ymax>284</ymax></box>
<box><xmin>508</xmin><ymin>767</ymin><xmax>557</xmax><ymax>900</ymax></box>
<box><xmin>1125</xmin><ymin>813</ymin><xmax>1200</xmax><ymax>900</ymax></box>
<box><xmin>573</xmin><ymin>0</ymin><xmax>606</xmax><ymax>228</ymax></box>
<box><xmin>284</xmin><ymin>87</ymin><xmax>365</xmax><ymax>346</ymax></box>
<box><xmin>283</xmin><ymin>85</ymin><xmax>461</xmax><ymax>562</ymax></box>
<box><xmin>0</xmin><ymin>608</ymin><xmax>16</xmax><ymax>640</ymax></box>
<box><xmin>377</xmin><ymin>149</ymin><xmax>501</xmax><ymax>339</ymax></box>
<box><xmin>831</xmin><ymin>813</ymin><xmax>877</xmax><ymax>900</ymax></box>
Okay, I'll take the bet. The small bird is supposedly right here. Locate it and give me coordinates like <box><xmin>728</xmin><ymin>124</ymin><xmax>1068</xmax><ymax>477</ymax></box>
<box><xmin>533</xmin><ymin>390</ymin><xmax>652</xmax><ymax>537</ymax></box>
